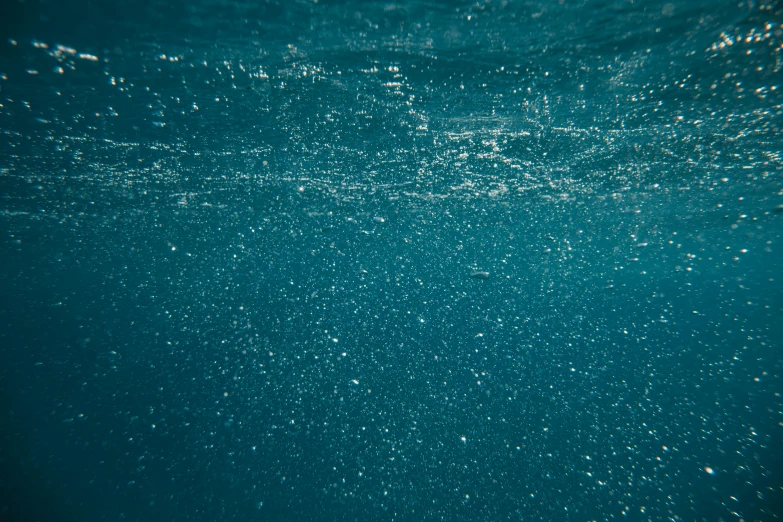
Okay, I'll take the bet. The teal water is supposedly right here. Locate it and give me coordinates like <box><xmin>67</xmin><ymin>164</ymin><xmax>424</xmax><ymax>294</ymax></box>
<box><xmin>1</xmin><ymin>1</ymin><xmax>782</xmax><ymax>521</ymax></box>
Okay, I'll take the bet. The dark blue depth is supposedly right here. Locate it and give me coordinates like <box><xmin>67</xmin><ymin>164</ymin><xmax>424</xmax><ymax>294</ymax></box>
<box><xmin>1</xmin><ymin>1</ymin><xmax>781</xmax><ymax>521</ymax></box>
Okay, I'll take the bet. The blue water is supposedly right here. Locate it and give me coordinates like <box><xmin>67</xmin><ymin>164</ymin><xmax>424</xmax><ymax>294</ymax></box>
<box><xmin>1</xmin><ymin>1</ymin><xmax>782</xmax><ymax>521</ymax></box>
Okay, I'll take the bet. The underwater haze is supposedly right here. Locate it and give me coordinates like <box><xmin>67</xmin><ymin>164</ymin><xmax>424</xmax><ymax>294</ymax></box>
<box><xmin>1</xmin><ymin>0</ymin><xmax>782</xmax><ymax>520</ymax></box>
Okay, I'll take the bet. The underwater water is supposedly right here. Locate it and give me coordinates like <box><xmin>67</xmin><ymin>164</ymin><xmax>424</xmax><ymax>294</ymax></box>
<box><xmin>1</xmin><ymin>0</ymin><xmax>782</xmax><ymax>520</ymax></box>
